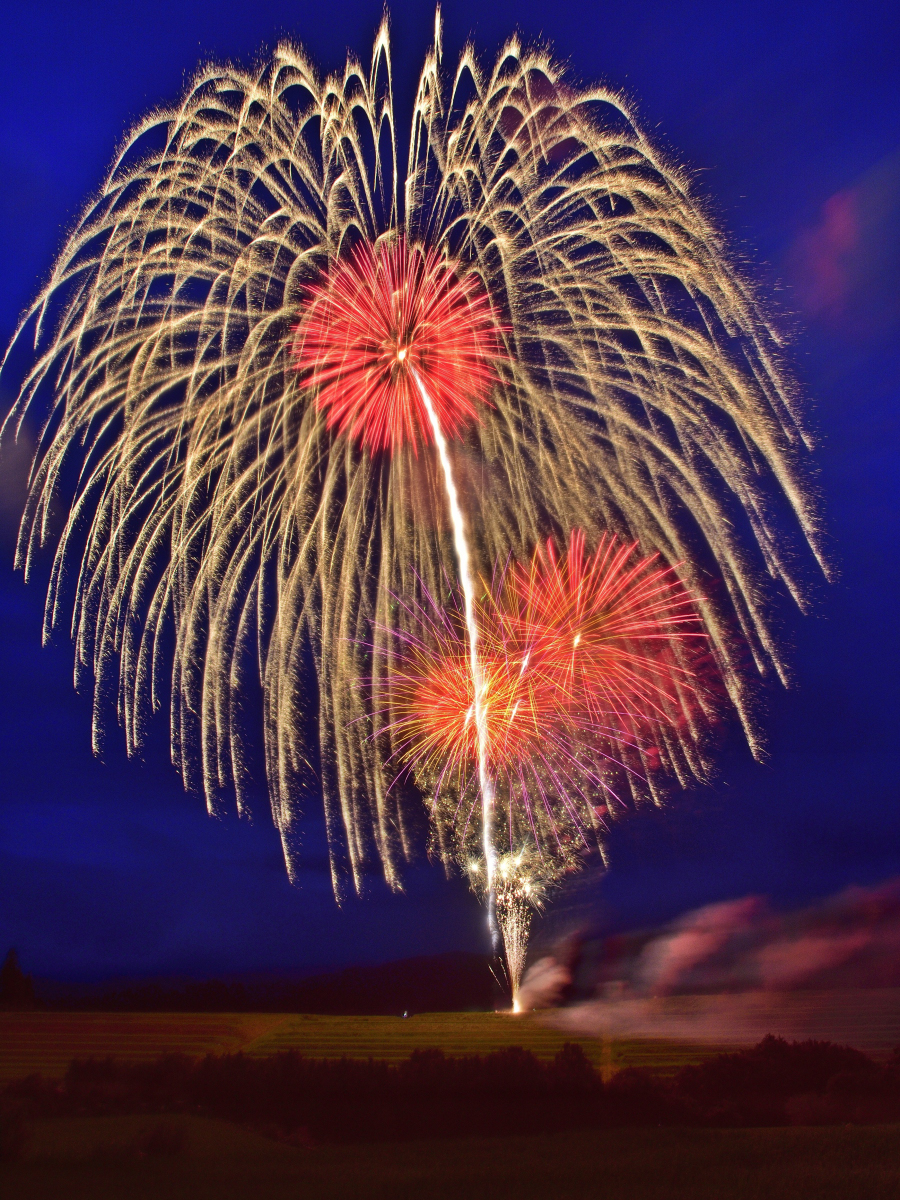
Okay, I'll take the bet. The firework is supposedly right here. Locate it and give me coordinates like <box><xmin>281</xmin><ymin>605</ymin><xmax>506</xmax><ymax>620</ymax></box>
<box><xmin>1</xmin><ymin>15</ymin><xmax>823</xmax><ymax>903</ymax></box>
<box><xmin>387</xmin><ymin>533</ymin><xmax>712</xmax><ymax>880</ymax></box>
<box><xmin>293</xmin><ymin>236</ymin><xmax>507</xmax><ymax>936</ymax></box>
<box><xmin>494</xmin><ymin>852</ymin><xmax>541</xmax><ymax>1011</ymax></box>
<box><xmin>512</xmin><ymin>531</ymin><xmax>711</xmax><ymax>739</ymax></box>
<box><xmin>387</xmin><ymin>530</ymin><xmax>715</xmax><ymax>988</ymax></box>
<box><xmin>292</xmin><ymin>239</ymin><xmax>504</xmax><ymax>452</ymax></box>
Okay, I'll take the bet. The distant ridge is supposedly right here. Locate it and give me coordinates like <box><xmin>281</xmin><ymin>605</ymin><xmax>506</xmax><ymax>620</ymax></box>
<box><xmin>32</xmin><ymin>952</ymin><xmax>497</xmax><ymax>1014</ymax></box>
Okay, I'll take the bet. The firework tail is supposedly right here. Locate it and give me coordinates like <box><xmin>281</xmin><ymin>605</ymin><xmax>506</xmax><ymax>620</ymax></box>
<box><xmin>413</xmin><ymin>367</ymin><xmax>501</xmax><ymax>958</ymax></box>
<box><xmin>500</xmin><ymin>894</ymin><xmax>533</xmax><ymax>1011</ymax></box>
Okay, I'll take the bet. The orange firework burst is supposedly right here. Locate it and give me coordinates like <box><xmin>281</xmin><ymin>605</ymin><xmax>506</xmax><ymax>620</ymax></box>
<box><xmin>292</xmin><ymin>239</ymin><xmax>505</xmax><ymax>453</ymax></box>
<box><xmin>385</xmin><ymin>532</ymin><xmax>716</xmax><ymax>864</ymax></box>
<box><xmin>392</xmin><ymin>643</ymin><xmax>555</xmax><ymax>780</ymax></box>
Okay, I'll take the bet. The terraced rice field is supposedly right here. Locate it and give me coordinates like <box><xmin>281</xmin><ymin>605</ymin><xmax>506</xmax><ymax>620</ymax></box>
<box><xmin>0</xmin><ymin>1009</ymin><xmax>723</xmax><ymax>1083</ymax></box>
<box><xmin>3</xmin><ymin>989</ymin><xmax>898</xmax><ymax>1085</ymax></box>
<box><xmin>0</xmin><ymin>1013</ymin><xmax>286</xmax><ymax>1084</ymax></box>
<box><xmin>241</xmin><ymin>1011</ymin><xmax>729</xmax><ymax>1076</ymax></box>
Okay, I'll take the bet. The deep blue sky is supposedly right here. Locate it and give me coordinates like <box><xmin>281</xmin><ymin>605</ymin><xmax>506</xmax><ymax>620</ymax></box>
<box><xmin>1</xmin><ymin>0</ymin><xmax>898</xmax><ymax>980</ymax></box>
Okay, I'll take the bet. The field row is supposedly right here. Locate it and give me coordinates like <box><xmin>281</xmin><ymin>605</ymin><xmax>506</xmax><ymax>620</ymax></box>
<box><xmin>0</xmin><ymin>1010</ymin><xmax>724</xmax><ymax>1083</ymax></box>
<box><xmin>3</xmin><ymin>990</ymin><xmax>898</xmax><ymax>1085</ymax></box>
<box><xmin>0</xmin><ymin>1014</ymin><xmax>287</xmax><ymax>1083</ymax></box>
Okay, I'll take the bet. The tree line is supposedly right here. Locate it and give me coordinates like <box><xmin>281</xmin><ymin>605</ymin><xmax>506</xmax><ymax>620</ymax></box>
<box><xmin>4</xmin><ymin>1036</ymin><xmax>900</xmax><ymax>1155</ymax></box>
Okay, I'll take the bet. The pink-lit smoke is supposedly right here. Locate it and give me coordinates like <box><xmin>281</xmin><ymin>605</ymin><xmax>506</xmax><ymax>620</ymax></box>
<box><xmin>528</xmin><ymin>879</ymin><xmax>900</xmax><ymax>1049</ymax></box>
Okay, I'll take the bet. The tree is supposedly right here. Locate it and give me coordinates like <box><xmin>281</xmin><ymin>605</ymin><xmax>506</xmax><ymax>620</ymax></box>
<box><xmin>0</xmin><ymin>949</ymin><xmax>36</xmax><ymax>1011</ymax></box>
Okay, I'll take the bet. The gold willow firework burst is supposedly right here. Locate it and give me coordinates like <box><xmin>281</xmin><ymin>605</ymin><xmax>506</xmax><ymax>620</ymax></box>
<box><xmin>2</xmin><ymin>13</ymin><xmax>823</xmax><ymax>903</ymax></box>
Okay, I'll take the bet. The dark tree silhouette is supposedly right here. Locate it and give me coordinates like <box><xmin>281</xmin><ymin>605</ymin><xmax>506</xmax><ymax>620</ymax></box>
<box><xmin>0</xmin><ymin>949</ymin><xmax>36</xmax><ymax>1011</ymax></box>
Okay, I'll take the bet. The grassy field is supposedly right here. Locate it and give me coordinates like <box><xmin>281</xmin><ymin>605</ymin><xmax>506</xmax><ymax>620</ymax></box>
<box><xmin>0</xmin><ymin>1013</ymin><xmax>286</xmax><ymax>1084</ymax></box>
<box><xmin>242</xmin><ymin>1010</ymin><xmax>735</xmax><ymax>1075</ymax></box>
<box><xmin>0</xmin><ymin>1009</ymin><xmax>738</xmax><ymax>1084</ymax></box>
<box><xmin>4</xmin><ymin>1004</ymin><xmax>899</xmax><ymax>1196</ymax></box>
<box><xmin>4</xmin><ymin>989</ymin><xmax>899</xmax><ymax>1084</ymax></box>
<box><xmin>2</xmin><ymin>1114</ymin><xmax>900</xmax><ymax>1199</ymax></box>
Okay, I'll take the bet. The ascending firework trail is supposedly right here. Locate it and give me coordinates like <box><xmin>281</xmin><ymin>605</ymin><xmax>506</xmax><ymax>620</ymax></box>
<box><xmin>413</xmin><ymin>373</ymin><xmax>501</xmax><ymax>956</ymax></box>
<box><xmin>293</xmin><ymin>238</ymin><xmax>507</xmax><ymax>953</ymax></box>
<box><xmin>2</xmin><ymin>14</ymin><xmax>825</xmax><ymax>980</ymax></box>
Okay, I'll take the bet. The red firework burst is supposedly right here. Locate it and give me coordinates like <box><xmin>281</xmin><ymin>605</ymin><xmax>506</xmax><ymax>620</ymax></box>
<box><xmin>292</xmin><ymin>239</ymin><xmax>505</xmax><ymax>453</ymax></box>
<box><xmin>387</xmin><ymin>532</ymin><xmax>712</xmax><ymax>807</ymax></box>
<box><xmin>512</xmin><ymin>530</ymin><xmax>709</xmax><ymax>733</ymax></box>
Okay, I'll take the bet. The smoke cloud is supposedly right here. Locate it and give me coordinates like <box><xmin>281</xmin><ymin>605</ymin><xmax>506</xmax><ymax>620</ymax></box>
<box><xmin>544</xmin><ymin>879</ymin><xmax>900</xmax><ymax>1049</ymax></box>
<box><xmin>517</xmin><ymin>956</ymin><xmax>572</xmax><ymax>1011</ymax></box>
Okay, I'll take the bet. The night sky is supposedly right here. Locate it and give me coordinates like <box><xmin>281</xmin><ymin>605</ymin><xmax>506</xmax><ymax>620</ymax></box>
<box><xmin>1</xmin><ymin>0</ymin><xmax>898</xmax><ymax>981</ymax></box>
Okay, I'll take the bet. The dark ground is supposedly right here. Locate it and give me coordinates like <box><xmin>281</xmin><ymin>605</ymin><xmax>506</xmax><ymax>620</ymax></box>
<box><xmin>3</xmin><ymin>1117</ymin><xmax>900</xmax><ymax>1200</ymax></box>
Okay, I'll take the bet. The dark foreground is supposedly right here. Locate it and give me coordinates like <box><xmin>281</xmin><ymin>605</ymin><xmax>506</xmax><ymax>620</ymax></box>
<box><xmin>7</xmin><ymin>1036</ymin><xmax>900</xmax><ymax>1138</ymax></box>
<box><xmin>3</xmin><ymin>1116</ymin><xmax>900</xmax><ymax>1199</ymax></box>
<box><xmin>5</xmin><ymin>1035</ymin><xmax>900</xmax><ymax>1196</ymax></box>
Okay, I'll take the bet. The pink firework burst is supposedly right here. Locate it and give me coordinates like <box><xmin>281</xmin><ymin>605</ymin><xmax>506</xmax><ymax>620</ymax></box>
<box><xmin>292</xmin><ymin>239</ymin><xmax>506</xmax><ymax>453</ymax></box>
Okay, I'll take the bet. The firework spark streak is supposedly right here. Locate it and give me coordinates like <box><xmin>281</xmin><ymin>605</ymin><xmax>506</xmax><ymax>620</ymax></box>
<box><xmin>413</xmin><ymin>369</ymin><xmax>501</xmax><ymax>954</ymax></box>
<box><xmin>1</xmin><ymin>14</ymin><xmax>823</xmax><ymax>902</ymax></box>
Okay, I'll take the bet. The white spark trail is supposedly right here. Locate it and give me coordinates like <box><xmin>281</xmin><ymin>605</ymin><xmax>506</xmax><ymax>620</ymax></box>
<box><xmin>413</xmin><ymin>367</ymin><xmax>500</xmax><ymax>951</ymax></box>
